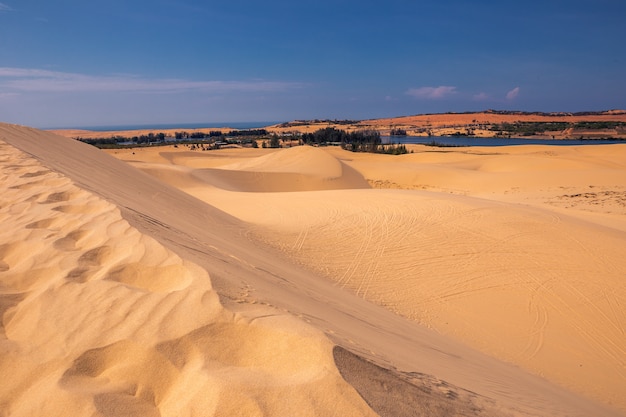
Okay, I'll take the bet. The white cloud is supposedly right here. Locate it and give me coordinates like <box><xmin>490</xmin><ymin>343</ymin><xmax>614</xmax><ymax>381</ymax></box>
<box><xmin>406</xmin><ymin>86</ymin><xmax>456</xmax><ymax>99</ymax></box>
<box><xmin>506</xmin><ymin>87</ymin><xmax>520</xmax><ymax>100</ymax></box>
<box><xmin>0</xmin><ymin>67</ymin><xmax>303</xmax><ymax>94</ymax></box>
<box><xmin>0</xmin><ymin>3</ymin><xmax>12</xmax><ymax>11</ymax></box>
<box><xmin>473</xmin><ymin>92</ymin><xmax>490</xmax><ymax>101</ymax></box>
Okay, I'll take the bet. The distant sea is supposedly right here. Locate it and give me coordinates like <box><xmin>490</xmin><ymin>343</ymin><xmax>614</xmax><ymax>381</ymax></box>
<box><xmin>48</xmin><ymin>122</ymin><xmax>283</xmax><ymax>131</ymax></box>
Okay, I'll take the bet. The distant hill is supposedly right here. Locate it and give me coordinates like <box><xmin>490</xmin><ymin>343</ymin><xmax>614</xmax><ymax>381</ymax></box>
<box><xmin>268</xmin><ymin>110</ymin><xmax>626</xmax><ymax>140</ymax></box>
<box><xmin>49</xmin><ymin>110</ymin><xmax>626</xmax><ymax>141</ymax></box>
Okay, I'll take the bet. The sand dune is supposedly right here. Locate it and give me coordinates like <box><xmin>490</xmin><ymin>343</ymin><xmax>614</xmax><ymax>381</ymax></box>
<box><xmin>0</xmin><ymin>130</ymin><xmax>375</xmax><ymax>416</ymax></box>
<box><xmin>137</xmin><ymin>146</ymin><xmax>370</xmax><ymax>192</ymax></box>
<box><xmin>263</xmin><ymin>110</ymin><xmax>626</xmax><ymax>138</ymax></box>
<box><xmin>248</xmin><ymin>189</ymin><xmax>625</xmax><ymax>407</ymax></box>
<box><xmin>3</xmin><ymin>123</ymin><xmax>625</xmax><ymax>417</ymax></box>
<box><xmin>107</xmin><ymin>142</ymin><xmax>626</xmax><ymax>414</ymax></box>
<box><xmin>358</xmin><ymin>110</ymin><xmax>626</xmax><ymax>128</ymax></box>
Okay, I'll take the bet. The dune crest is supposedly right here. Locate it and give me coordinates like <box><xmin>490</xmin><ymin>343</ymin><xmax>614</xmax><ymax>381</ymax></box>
<box><xmin>221</xmin><ymin>145</ymin><xmax>342</xmax><ymax>176</ymax></box>
<box><xmin>117</xmin><ymin>145</ymin><xmax>370</xmax><ymax>193</ymax></box>
<box><xmin>193</xmin><ymin>145</ymin><xmax>370</xmax><ymax>192</ymax></box>
<box><xmin>0</xmin><ymin>137</ymin><xmax>375</xmax><ymax>416</ymax></box>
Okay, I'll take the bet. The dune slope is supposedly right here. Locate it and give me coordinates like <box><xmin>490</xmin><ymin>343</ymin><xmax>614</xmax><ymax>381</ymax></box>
<box><xmin>0</xmin><ymin>130</ymin><xmax>375</xmax><ymax>416</ymax></box>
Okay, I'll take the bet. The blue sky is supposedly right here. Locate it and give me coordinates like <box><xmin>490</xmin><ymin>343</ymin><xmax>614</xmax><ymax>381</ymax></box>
<box><xmin>1</xmin><ymin>0</ymin><xmax>625</xmax><ymax>128</ymax></box>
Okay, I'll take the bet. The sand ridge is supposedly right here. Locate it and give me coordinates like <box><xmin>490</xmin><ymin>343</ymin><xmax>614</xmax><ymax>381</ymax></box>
<box><xmin>0</xmin><ymin>135</ymin><xmax>376</xmax><ymax>416</ymax></box>
<box><xmin>116</xmin><ymin>145</ymin><xmax>370</xmax><ymax>193</ymax></box>
<box><xmin>109</xmin><ymin>142</ymin><xmax>626</xmax><ymax>414</ymax></box>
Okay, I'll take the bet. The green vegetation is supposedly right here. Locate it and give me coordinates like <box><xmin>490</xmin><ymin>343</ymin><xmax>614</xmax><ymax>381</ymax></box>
<box><xmin>174</xmin><ymin>129</ymin><xmax>267</xmax><ymax>139</ymax></box>
<box><xmin>174</xmin><ymin>131</ymin><xmax>222</xmax><ymax>139</ymax></box>
<box><xmin>279</xmin><ymin>119</ymin><xmax>358</xmax><ymax>127</ymax></box>
<box><xmin>489</xmin><ymin>121</ymin><xmax>625</xmax><ymax>137</ymax></box>
<box><xmin>75</xmin><ymin>129</ymin><xmax>271</xmax><ymax>149</ymax></box>
<box><xmin>574</xmin><ymin>121</ymin><xmax>626</xmax><ymax>129</ymax></box>
<box><xmin>389</xmin><ymin>128</ymin><xmax>407</xmax><ymax>136</ymax></box>
<box><xmin>76</xmin><ymin>132</ymin><xmax>168</xmax><ymax>147</ymax></box>
<box><xmin>424</xmin><ymin>140</ymin><xmax>462</xmax><ymax>148</ymax></box>
<box><xmin>489</xmin><ymin>122</ymin><xmax>570</xmax><ymax>136</ymax></box>
<box><xmin>302</xmin><ymin>127</ymin><xmax>380</xmax><ymax>152</ymax></box>
<box><xmin>380</xmin><ymin>144</ymin><xmax>409</xmax><ymax>154</ymax></box>
<box><xmin>301</xmin><ymin>127</ymin><xmax>408</xmax><ymax>154</ymax></box>
<box><xmin>269</xmin><ymin>136</ymin><xmax>281</xmax><ymax>148</ymax></box>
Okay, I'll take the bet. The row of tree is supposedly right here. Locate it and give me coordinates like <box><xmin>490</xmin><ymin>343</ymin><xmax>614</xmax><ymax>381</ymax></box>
<box><xmin>301</xmin><ymin>127</ymin><xmax>407</xmax><ymax>154</ymax></box>
<box><xmin>174</xmin><ymin>129</ymin><xmax>268</xmax><ymax>139</ymax></box>
<box><xmin>389</xmin><ymin>128</ymin><xmax>407</xmax><ymax>136</ymax></box>
<box><xmin>489</xmin><ymin>121</ymin><xmax>626</xmax><ymax>136</ymax></box>
<box><xmin>76</xmin><ymin>129</ymin><xmax>271</xmax><ymax>148</ymax></box>
<box><xmin>301</xmin><ymin>127</ymin><xmax>380</xmax><ymax>150</ymax></box>
<box><xmin>76</xmin><ymin>127</ymin><xmax>410</xmax><ymax>154</ymax></box>
<box><xmin>77</xmin><ymin>132</ymin><xmax>167</xmax><ymax>146</ymax></box>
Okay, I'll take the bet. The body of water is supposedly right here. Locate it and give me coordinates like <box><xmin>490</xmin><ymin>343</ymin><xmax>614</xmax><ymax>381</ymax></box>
<box><xmin>382</xmin><ymin>136</ymin><xmax>625</xmax><ymax>147</ymax></box>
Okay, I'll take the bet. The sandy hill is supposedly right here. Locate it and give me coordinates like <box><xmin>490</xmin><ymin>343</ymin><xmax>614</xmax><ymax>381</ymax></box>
<box><xmin>0</xmin><ymin>124</ymin><xmax>377</xmax><ymax>416</ymax></box>
<box><xmin>109</xmin><ymin>141</ymin><xmax>625</xmax><ymax>415</ymax></box>
<box><xmin>359</xmin><ymin>110</ymin><xmax>626</xmax><ymax>128</ymax></box>
<box><xmin>264</xmin><ymin>110</ymin><xmax>626</xmax><ymax>139</ymax></box>
<box><xmin>2</xmin><ymin>123</ymin><xmax>624</xmax><ymax>417</ymax></box>
<box><xmin>48</xmin><ymin>110</ymin><xmax>626</xmax><ymax>141</ymax></box>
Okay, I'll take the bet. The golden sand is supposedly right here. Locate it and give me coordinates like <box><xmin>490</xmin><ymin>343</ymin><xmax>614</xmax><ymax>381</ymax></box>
<box><xmin>108</xmin><ymin>141</ymin><xmax>626</xmax><ymax>413</ymax></box>
<box><xmin>2</xmin><ymin>123</ymin><xmax>624</xmax><ymax>416</ymax></box>
<box><xmin>0</xmin><ymin>126</ymin><xmax>374</xmax><ymax>417</ymax></box>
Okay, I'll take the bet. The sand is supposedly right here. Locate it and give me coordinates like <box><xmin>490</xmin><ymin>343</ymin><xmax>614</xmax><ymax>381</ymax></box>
<box><xmin>0</xmin><ymin>125</ymin><xmax>375</xmax><ymax>416</ymax></box>
<box><xmin>264</xmin><ymin>111</ymin><xmax>626</xmax><ymax>138</ymax></box>
<box><xmin>2</xmin><ymin>123</ymin><xmax>625</xmax><ymax>417</ymax></box>
<box><xmin>358</xmin><ymin>110</ymin><xmax>626</xmax><ymax>128</ymax></box>
<box><xmin>107</xmin><ymin>141</ymin><xmax>626</xmax><ymax>414</ymax></box>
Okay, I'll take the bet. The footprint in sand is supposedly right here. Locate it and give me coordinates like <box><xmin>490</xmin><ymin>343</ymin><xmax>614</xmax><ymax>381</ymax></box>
<box><xmin>106</xmin><ymin>262</ymin><xmax>192</xmax><ymax>292</ymax></box>
<box><xmin>60</xmin><ymin>340</ymin><xmax>180</xmax><ymax>417</ymax></box>
<box><xmin>53</xmin><ymin>229</ymin><xmax>89</xmax><ymax>251</ymax></box>
<box><xmin>43</xmin><ymin>191</ymin><xmax>73</xmax><ymax>203</ymax></box>
<box><xmin>66</xmin><ymin>246</ymin><xmax>113</xmax><ymax>283</ymax></box>
<box><xmin>25</xmin><ymin>218</ymin><xmax>57</xmax><ymax>229</ymax></box>
<box><xmin>0</xmin><ymin>242</ymin><xmax>22</xmax><ymax>272</ymax></box>
<box><xmin>0</xmin><ymin>292</ymin><xmax>27</xmax><ymax>336</ymax></box>
<box><xmin>19</xmin><ymin>170</ymin><xmax>49</xmax><ymax>178</ymax></box>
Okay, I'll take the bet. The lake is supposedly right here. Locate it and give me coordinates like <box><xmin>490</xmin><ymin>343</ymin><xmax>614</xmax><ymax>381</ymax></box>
<box><xmin>381</xmin><ymin>136</ymin><xmax>625</xmax><ymax>147</ymax></box>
